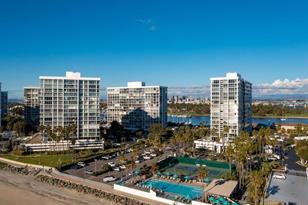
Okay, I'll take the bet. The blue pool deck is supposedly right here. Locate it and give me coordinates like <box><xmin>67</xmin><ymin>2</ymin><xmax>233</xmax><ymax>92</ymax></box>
<box><xmin>142</xmin><ymin>179</ymin><xmax>204</xmax><ymax>200</ymax></box>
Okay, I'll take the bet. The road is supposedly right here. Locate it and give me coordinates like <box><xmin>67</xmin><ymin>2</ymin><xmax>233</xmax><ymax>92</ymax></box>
<box><xmin>283</xmin><ymin>147</ymin><xmax>306</xmax><ymax>171</ymax></box>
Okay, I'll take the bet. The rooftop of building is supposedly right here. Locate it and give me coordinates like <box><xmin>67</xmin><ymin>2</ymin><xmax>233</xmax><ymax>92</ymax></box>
<box><xmin>39</xmin><ymin>71</ymin><xmax>100</xmax><ymax>81</ymax></box>
<box><xmin>107</xmin><ymin>81</ymin><xmax>167</xmax><ymax>89</ymax></box>
<box><xmin>210</xmin><ymin>72</ymin><xmax>241</xmax><ymax>81</ymax></box>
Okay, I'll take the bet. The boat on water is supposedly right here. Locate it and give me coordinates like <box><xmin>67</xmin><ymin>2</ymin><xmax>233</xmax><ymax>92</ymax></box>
<box><xmin>280</xmin><ymin>118</ymin><xmax>286</xmax><ymax>121</ymax></box>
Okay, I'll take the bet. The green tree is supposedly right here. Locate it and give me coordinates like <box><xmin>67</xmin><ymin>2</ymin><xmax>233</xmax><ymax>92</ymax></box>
<box><xmin>148</xmin><ymin>124</ymin><xmax>167</xmax><ymax>148</ymax></box>
<box><xmin>225</xmin><ymin>144</ymin><xmax>234</xmax><ymax>174</ymax></box>
<box><xmin>197</xmin><ymin>166</ymin><xmax>208</xmax><ymax>182</ymax></box>
<box><xmin>247</xmin><ymin>170</ymin><xmax>266</xmax><ymax>205</ymax></box>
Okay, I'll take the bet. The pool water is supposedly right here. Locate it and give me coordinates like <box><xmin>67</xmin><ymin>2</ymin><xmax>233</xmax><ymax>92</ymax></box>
<box><xmin>142</xmin><ymin>179</ymin><xmax>203</xmax><ymax>200</ymax></box>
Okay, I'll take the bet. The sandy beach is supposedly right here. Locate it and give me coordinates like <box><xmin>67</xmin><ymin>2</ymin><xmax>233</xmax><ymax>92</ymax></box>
<box><xmin>0</xmin><ymin>170</ymin><xmax>114</xmax><ymax>205</ymax></box>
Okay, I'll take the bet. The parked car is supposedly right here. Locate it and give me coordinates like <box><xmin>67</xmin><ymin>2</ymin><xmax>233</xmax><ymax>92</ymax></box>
<box><xmin>126</xmin><ymin>148</ymin><xmax>133</xmax><ymax>153</ymax></box>
<box><xmin>108</xmin><ymin>162</ymin><xmax>116</xmax><ymax>167</ymax></box>
<box><xmin>114</xmin><ymin>167</ymin><xmax>120</xmax><ymax>172</ymax></box>
<box><xmin>144</xmin><ymin>155</ymin><xmax>151</xmax><ymax>160</ymax></box>
<box><xmin>273</xmin><ymin>173</ymin><xmax>286</xmax><ymax>180</ymax></box>
<box><xmin>135</xmin><ymin>160</ymin><xmax>140</xmax><ymax>164</ymax></box>
<box><xmin>103</xmin><ymin>176</ymin><xmax>116</xmax><ymax>182</ymax></box>
<box><xmin>85</xmin><ymin>170</ymin><xmax>94</xmax><ymax>175</ymax></box>
<box><xmin>268</xmin><ymin>157</ymin><xmax>278</xmax><ymax>161</ymax></box>
<box><xmin>150</xmin><ymin>153</ymin><xmax>157</xmax><ymax>157</ymax></box>
<box><xmin>77</xmin><ymin>162</ymin><xmax>86</xmax><ymax>167</ymax></box>
<box><xmin>120</xmin><ymin>165</ymin><xmax>126</xmax><ymax>170</ymax></box>
<box><xmin>102</xmin><ymin>155</ymin><xmax>112</xmax><ymax>160</ymax></box>
<box><xmin>273</xmin><ymin>154</ymin><xmax>281</xmax><ymax>160</ymax></box>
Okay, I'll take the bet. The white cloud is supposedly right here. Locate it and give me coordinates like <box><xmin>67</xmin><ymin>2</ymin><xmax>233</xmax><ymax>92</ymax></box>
<box><xmin>255</xmin><ymin>78</ymin><xmax>308</xmax><ymax>95</ymax></box>
<box><xmin>136</xmin><ymin>18</ymin><xmax>156</xmax><ymax>32</ymax></box>
<box><xmin>167</xmin><ymin>78</ymin><xmax>308</xmax><ymax>97</ymax></box>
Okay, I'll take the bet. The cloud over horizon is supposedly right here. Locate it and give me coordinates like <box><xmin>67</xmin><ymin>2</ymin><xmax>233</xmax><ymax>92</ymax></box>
<box><xmin>167</xmin><ymin>78</ymin><xmax>308</xmax><ymax>97</ymax></box>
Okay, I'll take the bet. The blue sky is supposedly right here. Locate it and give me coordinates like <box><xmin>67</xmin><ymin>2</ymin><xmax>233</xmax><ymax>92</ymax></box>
<box><xmin>1</xmin><ymin>0</ymin><xmax>308</xmax><ymax>98</ymax></box>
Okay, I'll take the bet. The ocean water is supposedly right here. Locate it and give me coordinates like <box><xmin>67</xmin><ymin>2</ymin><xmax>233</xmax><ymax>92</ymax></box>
<box><xmin>168</xmin><ymin>115</ymin><xmax>308</xmax><ymax>126</ymax></box>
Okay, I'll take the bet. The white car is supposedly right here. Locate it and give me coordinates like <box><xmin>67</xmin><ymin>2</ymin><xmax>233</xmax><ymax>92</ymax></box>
<box><xmin>273</xmin><ymin>174</ymin><xmax>286</xmax><ymax>180</ymax></box>
<box><xmin>143</xmin><ymin>156</ymin><xmax>151</xmax><ymax>160</ymax></box>
<box><xmin>114</xmin><ymin>167</ymin><xmax>120</xmax><ymax>172</ymax></box>
<box><xmin>77</xmin><ymin>162</ymin><xmax>86</xmax><ymax>167</ymax></box>
<box><xmin>85</xmin><ymin>170</ymin><xmax>94</xmax><ymax>175</ymax></box>
<box><xmin>135</xmin><ymin>160</ymin><xmax>140</xmax><ymax>164</ymax></box>
<box><xmin>273</xmin><ymin>154</ymin><xmax>281</xmax><ymax>160</ymax></box>
<box><xmin>103</xmin><ymin>176</ymin><xmax>116</xmax><ymax>182</ymax></box>
<box><xmin>126</xmin><ymin>148</ymin><xmax>133</xmax><ymax>153</ymax></box>
<box><xmin>108</xmin><ymin>162</ymin><xmax>116</xmax><ymax>167</ymax></box>
<box><xmin>120</xmin><ymin>165</ymin><xmax>126</xmax><ymax>170</ymax></box>
<box><xmin>150</xmin><ymin>153</ymin><xmax>157</xmax><ymax>157</ymax></box>
<box><xmin>102</xmin><ymin>155</ymin><xmax>111</xmax><ymax>160</ymax></box>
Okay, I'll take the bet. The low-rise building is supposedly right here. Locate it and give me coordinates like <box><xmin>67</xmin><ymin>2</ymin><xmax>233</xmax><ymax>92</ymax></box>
<box><xmin>194</xmin><ymin>138</ymin><xmax>224</xmax><ymax>153</ymax></box>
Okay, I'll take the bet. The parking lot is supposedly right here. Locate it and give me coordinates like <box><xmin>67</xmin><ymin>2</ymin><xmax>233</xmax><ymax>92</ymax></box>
<box><xmin>267</xmin><ymin>147</ymin><xmax>308</xmax><ymax>205</ymax></box>
<box><xmin>267</xmin><ymin>172</ymin><xmax>308</xmax><ymax>205</ymax></box>
<box><xmin>63</xmin><ymin>146</ymin><xmax>174</xmax><ymax>184</ymax></box>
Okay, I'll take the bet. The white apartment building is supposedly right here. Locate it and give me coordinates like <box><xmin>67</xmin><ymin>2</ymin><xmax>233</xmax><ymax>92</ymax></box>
<box><xmin>210</xmin><ymin>72</ymin><xmax>252</xmax><ymax>140</ymax></box>
<box><xmin>40</xmin><ymin>72</ymin><xmax>100</xmax><ymax>140</ymax></box>
<box><xmin>24</xmin><ymin>87</ymin><xmax>40</xmax><ymax>125</ymax></box>
<box><xmin>107</xmin><ymin>82</ymin><xmax>167</xmax><ymax>130</ymax></box>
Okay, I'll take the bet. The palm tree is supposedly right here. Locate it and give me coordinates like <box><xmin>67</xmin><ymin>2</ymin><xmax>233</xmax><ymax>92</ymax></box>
<box><xmin>223</xmin><ymin>125</ymin><xmax>230</xmax><ymax>152</ymax></box>
<box><xmin>151</xmin><ymin>163</ymin><xmax>158</xmax><ymax>176</ymax></box>
<box><xmin>234</xmin><ymin>131</ymin><xmax>252</xmax><ymax>189</ymax></box>
<box><xmin>247</xmin><ymin>170</ymin><xmax>266</xmax><ymax>205</ymax></box>
<box><xmin>197</xmin><ymin>166</ymin><xmax>208</xmax><ymax>182</ymax></box>
<box><xmin>225</xmin><ymin>144</ymin><xmax>234</xmax><ymax>174</ymax></box>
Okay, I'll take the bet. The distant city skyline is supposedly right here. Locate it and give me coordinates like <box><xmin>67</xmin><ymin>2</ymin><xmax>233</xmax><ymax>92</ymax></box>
<box><xmin>1</xmin><ymin>1</ymin><xmax>308</xmax><ymax>98</ymax></box>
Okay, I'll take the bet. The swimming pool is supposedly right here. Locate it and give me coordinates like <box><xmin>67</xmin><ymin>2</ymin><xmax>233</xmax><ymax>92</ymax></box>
<box><xmin>142</xmin><ymin>179</ymin><xmax>203</xmax><ymax>200</ymax></box>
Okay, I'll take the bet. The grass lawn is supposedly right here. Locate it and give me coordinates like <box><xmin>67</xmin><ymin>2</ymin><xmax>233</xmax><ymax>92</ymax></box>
<box><xmin>0</xmin><ymin>148</ymin><xmax>120</xmax><ymax>169</ymax></box>
<box><xmin>1</xmin><ymin>153</ymin><xmax>77</xmax><ymax>168</ymax></box>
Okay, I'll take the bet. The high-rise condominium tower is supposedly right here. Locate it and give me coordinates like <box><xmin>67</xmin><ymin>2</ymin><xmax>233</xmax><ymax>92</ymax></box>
<box><xmin>24</xmin><ymin>87</ymin><xmax>40</xmax><ymax>125</ymax></box>
<box><xmin>107</xmin><ymin>82</ymin><xmax>167</xmax><ymax>130</ymax></box>
<box><xmin>210</xmin><ymin>72</ymin><xmax>252</xmax><ymax>140</ymax></box>
<box><xmin>40</xmin><ymin>72</ymin><xmax>100</xmax><ymax>139</ymax></box>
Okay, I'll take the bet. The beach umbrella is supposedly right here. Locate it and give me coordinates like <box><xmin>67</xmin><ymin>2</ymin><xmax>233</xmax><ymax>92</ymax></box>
<box><xmin>208</xmin><ymin>196</ymin><xmax>215</xmax><ymax>201</ymax></box>
<box><xmin>213</xmin><ymin>199</ymin><xmax>220</xmax><ymax>204</ymax></box>
<box><xmin>223</xmin><ymin>200</ymin><xmax>230</xmax><ymax>205</ymax></box>
<box><xmin>204</xmin><ymin>177</ymin><xmax>211</xmax><ymax>183</ymax></box>
<box><xmin>184</xmin><ymin>176</ymin><xmax>190</xmax><ymax>180</ymax></box>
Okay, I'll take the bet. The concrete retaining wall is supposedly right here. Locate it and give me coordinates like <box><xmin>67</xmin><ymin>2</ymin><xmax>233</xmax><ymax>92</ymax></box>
<box><xmin>114</xmin><ymin>184</ymin><xmax>211</xmax><ymax>205</ymax></box>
